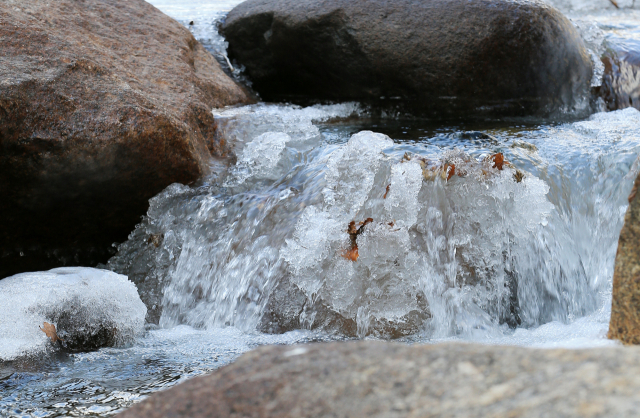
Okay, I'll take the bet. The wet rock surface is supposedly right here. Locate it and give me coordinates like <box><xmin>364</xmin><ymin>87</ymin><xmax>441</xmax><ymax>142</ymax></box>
<box><xmin>223</xmin><ymin>0</ymin><xmax>593</xmax><ymax>118</ymax></box>
<box><xmin>609</xmin><ymin>174</ymin><xmax>640</xmax><ymax>344</ymax></box>
<box><xmin>600</xmin><ymin>45</ymin><xmax>640</xmax><ymax>111</ymax></box>
<box><xmin>0</xmin><ymin>0</ymin><xmax>251</xmax><ymax>279</ymax></box>
<box><xmin>116</xmin><ymin>340</ymin><xmax>640</xmax><ymax>418</ymax></box>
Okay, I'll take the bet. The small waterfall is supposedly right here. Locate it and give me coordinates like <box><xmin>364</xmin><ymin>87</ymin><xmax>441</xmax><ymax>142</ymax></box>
<box><xmin>108</xmin><ymin>104</ymin><xmax>640</xmax><ymax>340</ymax></box>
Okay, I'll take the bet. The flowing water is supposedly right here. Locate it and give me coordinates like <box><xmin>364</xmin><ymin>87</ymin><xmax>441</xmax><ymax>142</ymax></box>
<box><xmin>2</xmin><ymin>0</ymin><xmax>640</xmax><ymax>417</ymax></box>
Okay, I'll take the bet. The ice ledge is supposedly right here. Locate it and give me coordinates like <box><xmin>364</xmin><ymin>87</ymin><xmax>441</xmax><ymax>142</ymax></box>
<box><xmin>0</xmin><ymin>267</ymin><xmax>146</xmax><ymax>361</ymax></box>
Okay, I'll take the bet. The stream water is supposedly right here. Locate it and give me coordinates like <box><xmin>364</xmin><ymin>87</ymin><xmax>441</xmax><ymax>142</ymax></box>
<box><xmin>2</xmin><ymin>0</ymin><xmax>640</xmax><ymax>417</ymax></box>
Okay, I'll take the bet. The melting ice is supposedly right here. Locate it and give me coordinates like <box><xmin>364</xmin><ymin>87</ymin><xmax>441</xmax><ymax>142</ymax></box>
<box><xmin>108</xmin><ymin>105</ymin><xmax>640</xmax><ymax>343</ymax></box>
<box><xmin>0</xmin><ymin>268</ymin><xmax>146</xmax><ymax>361</ymax></box>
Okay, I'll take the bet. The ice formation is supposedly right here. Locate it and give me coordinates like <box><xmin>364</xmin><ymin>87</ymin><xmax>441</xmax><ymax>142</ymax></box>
<box><xmin>0</xmin><ymin>267</ymin><xmax>146</xmax><ymax>360</ymax></box>
<box><xmin>107</xmin><ymin>105</ymin><xmax>640</xmax><ymax>340</ymax></box>
<box><xmin>281</xmin><ymin>135</ymin><xmax>559</xmax><ymax>337</ymax></box>
<box><xmin>225</xmin><ymin>132</ymin><xmax>293</xmax><ymax>185</ymax></box>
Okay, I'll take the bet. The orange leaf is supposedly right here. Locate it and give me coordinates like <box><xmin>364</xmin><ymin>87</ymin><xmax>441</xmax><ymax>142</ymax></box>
<box><xmin>342</xmin><ymin>246</ymin><xmax>359</xmax><ymax>261</ymax></box>
<box><xmin>358</xmin><ymin>218</ymin><xmax>373</xmax><ymax>230</ymax></box>
<box><xmin>491</xmin><ymin>153</ymin><xmax>504</xmax><ymax>170</ymax></box>
<box><xmin>444</xmin><ymin>163</ymin><xmax>456</xmax><ymax>180</ymax></box>
<box><xmin>343</xmin><ymin>218</ymin><xmax>373</xmax><ymax>262</ymax></box>
<box><xmin>40</xmin><ymin>322</ymin><xmax>62</xmax><ymax>343</ymax></box>
<box><xmin>383</xmin><ymin>184</ymin><xmax>391</xmax><ymax>199</ymax></box>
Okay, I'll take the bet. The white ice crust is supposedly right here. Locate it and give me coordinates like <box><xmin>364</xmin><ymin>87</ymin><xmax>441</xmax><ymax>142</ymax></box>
<box><xmin>0</xmin><ymin>267</ymin><xmax>146</xmax><ymax>361</ymax></box>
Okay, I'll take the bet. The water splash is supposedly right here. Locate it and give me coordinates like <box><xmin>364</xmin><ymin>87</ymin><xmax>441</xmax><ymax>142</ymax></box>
<box><xmin>108</xmin><ymin>105</ymin><xmax>640</xmax><ymax>340</ymax></box>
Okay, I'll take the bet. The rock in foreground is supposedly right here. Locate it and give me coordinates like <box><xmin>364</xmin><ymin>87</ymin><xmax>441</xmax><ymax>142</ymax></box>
<box><xmin>223</xmin><ymin>0</ymin><xmax>592</xmax><ymax>117</ymax></box>
<box><xmin>0</xmin><ymin>267</ymin><xmax>146</xmax><ymax>360</ymax></box>
<box><xmin>0</xmin><ymin>0</ymin><xmax>251</xmax><ymax>278</ymax></box>
<box><xmin>118</xmin><ymin>340</ymin><xmax>640</xmax><ymax>418</ymax></box>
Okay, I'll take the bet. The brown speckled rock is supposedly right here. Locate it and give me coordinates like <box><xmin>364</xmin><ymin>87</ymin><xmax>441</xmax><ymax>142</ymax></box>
<box><xmin>0</xmin><ymin>0</ymin><xmax>251</xmax><ymax>278</ymax></box>
<box><xmin>609</xmin><ymin>175</ymin><xmax>640</xmax><ymax>344</ymax></box>
<box><xmin>117</xmin><ymin>340</ymin><xmax>640</xmax><ymax>418</ymax></box>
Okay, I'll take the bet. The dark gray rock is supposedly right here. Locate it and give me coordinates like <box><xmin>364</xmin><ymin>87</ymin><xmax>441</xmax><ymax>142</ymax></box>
<box><xmin>118</xmin><ymin>340</ymin><xmax>640</xmax><ymax>418</ymax></box>
<box><xmin>223</xmin><ymin>0</ymin><xmax>593</xmax><ymax>118</ymax></box>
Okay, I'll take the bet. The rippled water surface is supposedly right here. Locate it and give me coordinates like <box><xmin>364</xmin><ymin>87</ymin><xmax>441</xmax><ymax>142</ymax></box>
<box><xmin>2</xmin><ymin>0</ymin><xmax>640</xmax><ymax>417</ymax></box>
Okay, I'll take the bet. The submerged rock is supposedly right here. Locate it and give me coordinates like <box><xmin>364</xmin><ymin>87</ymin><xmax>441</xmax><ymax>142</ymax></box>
<box><xmin>116</xmin><ymin>340</ymin><xmax>640</xmax><ymax>418</ymax></box>
<box><xmin>0</xmin><ymin>267</ymin><xmax>146</xmax><ymax>360</ymax></box>
<box><xmin>223</xmin><ymin>0</ymin><xmax>593</xmax><ymax>117</ymax></box>
<box><xmin>0</xmin><ymin>0</ymin><xmax>252</xmax><ymax>279</ymax></box>
<box><xmin>609</xmin><ymin>175</ymin><xmax>640</xmax><ymax>344</ymax></box>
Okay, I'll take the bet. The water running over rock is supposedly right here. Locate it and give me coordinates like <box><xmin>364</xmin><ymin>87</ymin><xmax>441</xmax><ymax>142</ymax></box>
<box><xmin>107</xmin><ymin>105</ymin><xmax>640</xmax><ymax>341</ymax></box>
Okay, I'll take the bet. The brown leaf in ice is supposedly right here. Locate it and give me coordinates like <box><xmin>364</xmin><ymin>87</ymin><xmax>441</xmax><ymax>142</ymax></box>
<box><xmin>491</xmin><ymin>153</ymin><xmax>505</xmax><ymax>170</ymax></box>
<box><xmin>444</xmin><ymin>163</ymin><xmax>456</xmax><ymax>180</ymax></box>
<box><xmin>342</xmin><ymin>218</ymin><xmax>374</xmax><ymax>262</ymax></box>
<box><xmin>40</xmin><ymin>322</ymin><xmax>62</xmax><ymax>343</ymax></box>
<box><xmin>609</xmin><ymin>0</ymin><xmax>619</xmax><ymax>8</ymax></box>
<box><xmin>347</xmin><ymin>220</ymin><xmax>358</xmax><ymax>235</ymax></box>
<box><xmin>147</xmin><ymin>233</ymin><xmax>163</xmax><ymax>248</ymax></box>
<box><xmin>342</xmin><ymin>246</ymin><xmax>359</xmax><ymax>261</ymax></box>
<box><xmin>513</xmin><ymin>170</ymin><xmax>525</xmax><ymax>183</ymax></box>
<box><xmin>383</xmin><ymin>184</ymin><xmax>391</xmax><ymax>199</ymax></box>
<box><xmin>358</xmin><ymin>218</ymin><xmax>374</xmax><ymax>231</ymax></box>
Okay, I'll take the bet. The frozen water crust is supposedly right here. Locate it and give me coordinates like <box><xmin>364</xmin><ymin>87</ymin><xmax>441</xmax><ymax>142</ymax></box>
<box><xmin>108</xmin><ymin>105</ymin><xmax>640</xmax><ymax>342</ymax></box>
<box><xmin>0</xmin><ymin>268</ymin><xmax>146</xmax><ymax>361</ymax></box>
<box><xmin>108</xmin><ymin>103</ymin><xmax>365</xmax><ymax>326</ymax></box>
<box><xmin>282</xmin><ymin>133</ymin><xmax>556</xmax><ymax>337</ymax></box>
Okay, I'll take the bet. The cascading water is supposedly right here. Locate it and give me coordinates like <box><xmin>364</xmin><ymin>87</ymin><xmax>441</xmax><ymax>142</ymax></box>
<box><xmin>107</xmin><ymin>104</ymin><xmax>640</xmax><ymax>343</ymax></box>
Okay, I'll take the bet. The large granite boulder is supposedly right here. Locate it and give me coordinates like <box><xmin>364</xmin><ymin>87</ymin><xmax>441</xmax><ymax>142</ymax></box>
<box><xmin>223</xmin><ymin>0</ymin><xmax>593</xmax><ymax>117</ymax></box>
<box><xmin>609</xmin><ymin>175</ymin><xmax>640</xmax><ymax>344</ymax></box>
<box><xmin>118</xmin><ymin>340</ymin><xmax>640</xmax><ymax>418</ymax></box>
<box><xmin>0</xmin><ymin>0</ymin><xmax>251</xmax><ymax>278</ymax></box>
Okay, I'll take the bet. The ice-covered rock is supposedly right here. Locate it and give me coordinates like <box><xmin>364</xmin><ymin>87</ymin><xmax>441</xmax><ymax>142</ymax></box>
<box><xmin>0</xmin><ymin>267</ymin><xmax>146</xmax><ymax>360</ymax></box>
<box><xmin>107</xmin><ymin>105</ymin><xmax>640</xmax><ymax>341</ymax></box>
<box><xmin>280</xmin><ymin>134</ymin><xmax>557</xmax><ymax>337</ymax></box>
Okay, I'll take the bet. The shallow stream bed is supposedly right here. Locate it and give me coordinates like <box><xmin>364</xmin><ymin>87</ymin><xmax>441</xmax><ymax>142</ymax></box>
<box><xmin>2</xmin><ymin>0</ymin><xmax>640</xmax><ymax>416</ymax></box>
